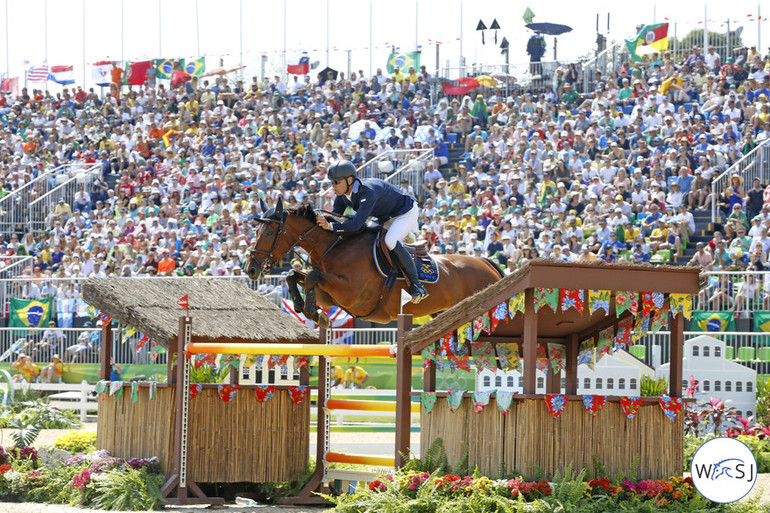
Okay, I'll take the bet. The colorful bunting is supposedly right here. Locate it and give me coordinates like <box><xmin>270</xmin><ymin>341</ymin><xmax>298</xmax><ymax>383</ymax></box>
<box><xmin>508</xmin><ymin>291</ymin><xmax>525</xmax><ymax>318</ymax></box>
<box><xmin>268</xmin><ymin>354</ymin><xmax>290</xmax><ymax>369</ymax></box>
<box><xmin>534</xmin><ymin>287</ymin><xmax>559</xmax><ymax>312</ymax></box>
<box><xmin>471</xmin><ymin>341</ymin><xmax>497</xmax><ymax>372</ymax></box>
<box><xmin>544</xmin><ymin>394</ymin><xmax>567</xmax><ymax>418</ymax></box>
<box><xmin>288</xmin><ymin>385</ymin><xmax>309</xmax><ymax>404</ymax></box>
<box><xmin>130</xmin><ymin>382</ymin><xmax>139</xmax><ymax>402</ymax></box>
<box><xmin>588</xmin><ymin>290</ymin><xmax>611</xmax><ymax>314</ymax></box>
<box><xmin>121</xmin><ymin>325</ymin><xmax>137</xmax><ymax>344</ymax></box>
<box><xmin>547</xmin><ymin>343</ymin><xmax>566</xmax><ymax>374</ymax></box>
<box><xmin>615</xmin><ymin>317</ymin><xmax>633</xmax><ymax>347</ymax></box>
<box><xmin>491</xmin><ymin>301</ymin><xmax>508</xmax><ymax>331</ymax></box>
<box><xmin>615</xmin><ymin>291</ymin><xmax>638</xmax><ymax>316</ymax></box>
<box><xmin>496</xmin><ymin>343</ymin><xmax>521</xmax><ymax>373</ymax></box>
<box><xmin>218</xmin><ymin>384</ymin><xmax>239</xmax><ymax>402</ymax></box>
<box><xmin>254</xmin><ymin>385</ymin><xmax>275</xmax><ymax>402</ymax></box>
<box><xmin>650</xmin><ymin>308</ymin><xmax>669</xmax><ymax>333</ymax></box>
<box><xmin>497</xmin><ymin>391</ymin><xmax>514</xmax><ymax>414</ymax></box>
<box><xmin>597</xmin><ymin>327</ymin><xmax>614</xmax><ymax>361</ymax></box>
<box><xmin>473</xmin><ymin>390</ymin><xmax>493</xmax><ymax>413</ymax></box>
<box><xmin>95</xmin><ymin>380</ymin><xmax>107</xmax><ymax>401</ymax></box>
<box><xmin>189</xmin><ymin>384</ymin><xmax>202</xmax><ymax>400</ymax></box>
<box><xmin>620</xmin><ymin>396</ymin><xmax>643</xmax><ymax>419</ymax></box>
<box><xmin>658</xmin><ymin>395</ymin><xmax>683</xmax><ymax>421</ymax></box>
<box><xmin>582</xmin><ymin>395</ymin><xmax>607</xmax><ymax>417</ymax></box>
<box><xmin>135</xmin><ymin>333</ymin><xmax>150</xmax><ymax>354</ymax></box>
<box><xmin>641</xmin><ymin>292</ymin><xmax>655</xmax><ymax>317</ymax></box>
<box><xmin>294</xmin><ymin>356</ymin><xmax>310</xmax><ymax>369</ymax></box>
<box><xmin>149</xmin><ymin>382</ymin><xmax>156</xmax><ymax>400</ymax></box>
<box><xmin>195</xmin><ymin>353</ymin><xmax>217</xmax><ymax>370</ymax></box>
<box><xmin>220</xmin><ymin>354</ymin><xmax>241</xmax><ymax>370</ymax></box>
<box><xmin>631</xmin><ymin>313</ymin><xmax>649</xmax><ymax>343</ymax></box>
<box><xmin>457</xmin><ymin>322</ymin><xmax>473</xmax><ymax>348</ymax></box>
<box><xmin>421</xmin><ymin>392</ymin><xmax>437</xmax><ymax>413</ymax></box>
<box><xmin>669</xmin><ymin>294</ymin><xmax>693</xmax><ymax>320</ymax></box>
<box><xmin>559</xmin><ymin>288</ymin><xmax>585</xmax><ymax>314</ymax></box>
<box><xmin>109</xmin><ymin>381</ymin><xmax>123</xmax><ymax>400</ymax></box>
<box><xmin>447</xmin><ymin>389</ymin><xmax>465</xmax><ymax>413</ymax></box>
<box><xmin>472</xmin><ymin>312</ymin><xmax>492</xmax><ymax>340</ymax></box>
<box><xmin>422</xmin><ymin>346</ymin><xmax>437</xmax><ymax>369</ymax></box>
<box><xmin>536</xmin><ymin>344</ymin><xmax>549</xmax><ymax>375</ymax></box>
<box><xmin>577</xmin><ymin>339</ymin><xmax>595</xmax><ymax>370</ymax></box>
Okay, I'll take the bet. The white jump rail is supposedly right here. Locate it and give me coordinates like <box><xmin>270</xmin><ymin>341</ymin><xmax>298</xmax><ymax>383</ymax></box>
<box><xmin>8</xmin><ymin>380</ymin><xmax>96</xmax><ymax>422</ymax></box>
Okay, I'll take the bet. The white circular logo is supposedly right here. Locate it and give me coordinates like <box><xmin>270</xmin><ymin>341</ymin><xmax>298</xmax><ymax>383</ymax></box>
<box><xmin>691</xmin><ymin>437</ymin><xmax>757</xmax><ymax>503</ymax></box>
<box><xmin>644</xmin><ymin>30</ymin><xmax>656</xmax><ymax>45</ymax></box>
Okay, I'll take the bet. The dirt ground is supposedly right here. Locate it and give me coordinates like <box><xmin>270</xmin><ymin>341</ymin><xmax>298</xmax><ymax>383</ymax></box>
<box><xmin>0</xmin><ymin>425</ymin><xmax>767</xmax><ymax>512</ymax></box>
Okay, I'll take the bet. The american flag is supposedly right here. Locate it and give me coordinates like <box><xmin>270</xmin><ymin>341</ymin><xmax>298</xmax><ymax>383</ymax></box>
<box><xmin>27</xmin><ymin>65</ymin><xmax>50</xmax><ymax>82</ymax></box>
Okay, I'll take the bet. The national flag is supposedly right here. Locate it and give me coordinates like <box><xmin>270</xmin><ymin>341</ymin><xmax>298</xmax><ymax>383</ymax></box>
<box><xmin>56</xmin><ymin>298</ymin><xmax>75</xmax><ymax>328</ymax></box>
<box><xmin>49</xmin><ymin>65</ymin><xmax>75</xmax><ymax>85</ymax></box>
<box><xmin>180</xmin><ymin>57</ymin><xmax>206</xmax><ymax>77</ymax></box>
<box><xmin>753</xmin><ymin>311</ymin><xmax>770</xmax><ymax>332</ymax></box>
<box><xmin>92</xmin><ymin>60</ymin><xmax>112</xmax><ymax>87</ymax></box>
<box><xmin>523</xmin><ymin>6</ymin><xmax>535</xmax><ymax>24</ymax></box>
<box><xmin>287</xmin><ymin>53</ymin><xmax>310</xmax><ymax>75</ymax></box>
<box><xmin>625</xmin><ymin>23</ymin><xmax>669</xmax><ymax>62</ymax></box>
<box><xmin>386</xmin><ymin>51</ymin><xmax>420</xmax><ymax>73</ymax></box>
<box><xmin>692</xmin><ymin>311</ymin><xmax>736</xmax><ymax>332</ymax></box>
<box><xmin>280</xmin><ymin>298</ymin><xmax>353</xmax><ymax>343</ymax></box>
<box><xmin>1</xmin><ymin>77</ymin><xmax>19</xmax><ymax>97</ymax></box>
<box><xmin>441</xmin><ymin>78</ymin><xmax>478</xmax><ymax>96</ymax></box>
<box><xmin>124</xmin><ymin>61</ymin><xmax>152</xmax><ymax>85</ymax></box>
<box><xmin>27</xmin><ymin>64</ymin><xmax>50</xmax><ymax>83</ymax></box>
<box><xmin>156</xmin><ymin>59</ymin><xmax>176</xmax><ymax>80</ymax></box>
<box><xmin>10</xmin><ymin>297</ymin><xmax>54</xmax><ymax>328</ymax></box>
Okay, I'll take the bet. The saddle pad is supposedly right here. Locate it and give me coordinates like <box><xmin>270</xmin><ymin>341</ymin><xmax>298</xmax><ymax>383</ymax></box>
<box><xmin>372</xmin><ymin>233</ymin><xmax>440</xmax><ymax>284</ymax></box>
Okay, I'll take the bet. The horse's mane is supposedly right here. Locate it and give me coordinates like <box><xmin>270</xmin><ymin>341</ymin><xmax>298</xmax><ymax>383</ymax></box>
<box><xmin>291</xmin><ymin>204</ymin><xmax>348</xmax><ymax>224</ymax></box>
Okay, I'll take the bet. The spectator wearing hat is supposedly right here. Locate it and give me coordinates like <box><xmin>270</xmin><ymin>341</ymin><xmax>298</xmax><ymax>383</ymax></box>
<box><xmin>11</xmin><ymin>353</ymin><xmax>39</xmax><ymax>383</ymax></box>
<box><xmin>40</xmin><ymin>354</ymin><xmax>64</xmax><ymax>383</ymax></box>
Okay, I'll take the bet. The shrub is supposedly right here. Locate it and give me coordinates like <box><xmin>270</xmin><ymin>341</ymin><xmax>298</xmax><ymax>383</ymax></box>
<box><xmin>53</xmin><ymin>431</ymin><xmax>97</xmax><ymax>455</ymax></box>
<box><xmin>90</xmin><ymin>468</ymin><xmax>165</xmax><ymax>511</ymax></box>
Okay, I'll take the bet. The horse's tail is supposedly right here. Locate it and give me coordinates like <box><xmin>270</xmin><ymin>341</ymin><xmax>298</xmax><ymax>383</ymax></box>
<box><xmin>482</xmin><ymin>257</ymin><xmax>506</xmax><ymax>279</ymax></box>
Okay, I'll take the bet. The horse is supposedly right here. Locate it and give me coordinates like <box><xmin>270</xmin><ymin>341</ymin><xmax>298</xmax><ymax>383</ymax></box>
<box><xmin>245</xmin><ymin>199</ymin><xmax>504</xmax><ymax>327</ymax></box>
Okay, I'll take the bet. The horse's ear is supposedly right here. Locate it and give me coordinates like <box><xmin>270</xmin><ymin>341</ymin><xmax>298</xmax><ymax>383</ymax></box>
<box><xmin>259</xmin><ymin>199</ymin><xmax>268</xmax><ymax>213</ymax></box>
<box><xmin>276</xmin><ymin>197</ymin><xmax>284</xmax><ymax>214</ymax></box>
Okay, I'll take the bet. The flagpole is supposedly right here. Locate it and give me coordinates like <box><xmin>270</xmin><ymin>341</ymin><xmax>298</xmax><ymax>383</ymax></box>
<box><xmin>414</xmin><ymin>0</ymin><xmax>418</xmax><ymax>52</ymax></box>
<box><xmin>459</xmin><ymin>0</ymin><xmax>464</xmax><ymax>73</ymax></box>
<box><xmin>283</xmin><ymin>0</ymin><xmax>287</xmax><ymax>82</ymax></box>
<box><xmin>158</xmin><ymin>0</ymin><xmax>162</xmax><ymax>58</ymax></box>
<box><xmin>369</xmin><ymin>0</ymin><xmax>372</xmax><ymax>78</ymax></box>
<box><xmin>5</xmin><ymin>0</ymin><xmax>9</xmax><ymax>78</ymax></box>
<box><xmin>44</xmin><ymin>0</ymin><xmax>48</xmax><ymax>92</ymax></box>
<box><xmin>239</xmin><ymin>0</ymin><xmax>243</xmax><ymax>84</ymax></box>
<box><xmin>121</xmin><ymin>0</ymin><xmax>124</xmax><ymax>64</ymax></box>
<box><xmin>82</xmin><ymin>0</ymin><xmax>86</xmax><ymax>87</ymax></box>
<box><xmin>195</xmin><ymin>0</ymin><xmax>200</xmax><ymax>57</ymax></box>
<box><xmin>326</xmin><ymin>0</ymin><xmax>330</xmax><ymax>68</ymax></box>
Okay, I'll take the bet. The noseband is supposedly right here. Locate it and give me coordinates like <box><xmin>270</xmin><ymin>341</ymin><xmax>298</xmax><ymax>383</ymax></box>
<box><xmin>249</xmin><ymin>212</ymin><xmax>321</xmax><ymax>274</ymax></box>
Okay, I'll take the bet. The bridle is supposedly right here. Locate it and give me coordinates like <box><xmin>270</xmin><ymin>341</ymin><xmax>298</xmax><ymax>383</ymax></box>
<box><xmin>249</xmin><ymin>211</ymin><xmax>328</xmax><ymax>275</ymax></box>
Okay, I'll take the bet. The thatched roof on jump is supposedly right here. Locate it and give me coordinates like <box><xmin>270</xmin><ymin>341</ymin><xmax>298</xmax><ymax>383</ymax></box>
<box><xmin>82</xmin><ymin>278</ymin><xmax>318</xmax><ymax>348</ymax></box>
<box><xmin>405</xmin><ymin>259</ymin><xmax>703</xmax><ymax>352</ymax></box>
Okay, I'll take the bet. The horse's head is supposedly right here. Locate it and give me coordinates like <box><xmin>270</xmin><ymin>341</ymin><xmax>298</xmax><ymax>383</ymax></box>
<box><xmin>245</xmin><ymin>198</ymin><xmax>316</xmax><ymax>280</ymax></box>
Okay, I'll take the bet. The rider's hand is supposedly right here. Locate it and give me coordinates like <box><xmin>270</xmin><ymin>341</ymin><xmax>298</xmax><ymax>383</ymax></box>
<box><xmin>317</xmin><ymin>215</ymin><xmax>332</xmax><ymax>231</ymax></box>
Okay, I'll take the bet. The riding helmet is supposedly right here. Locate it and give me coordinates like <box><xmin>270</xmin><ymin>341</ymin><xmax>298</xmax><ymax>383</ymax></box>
<box><xmin>327</xmin><ymin>160</ymin><xmax>357</xmax><ymax>181</ymax></box>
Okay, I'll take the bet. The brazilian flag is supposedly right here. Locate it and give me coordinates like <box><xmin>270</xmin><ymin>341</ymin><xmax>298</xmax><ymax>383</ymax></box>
<box><xmin>753</xmin><ymin>311</ymin><xmax>770</xmax><ymax>332</ymax></box>
<box><xmin>386</xmin><ymin>51</ymin><xmax>420</xmax><ymax>74</ymax></box>
<box><xmin>156</xmin><ymin>59</ymin><xmax>176</xmax><ymax>80</ymax></box>
<box><xmin>692</xmin><ymin>311</ymin><xmax>736</xmax><ymax>333</ymax></box>
<box><xmin>181</xmin><ymin>57</ymin><xmax>206</xmax><ymax>77</ymax></box>
<box><xmin>10</xmin><ymin>297</ymin><xmax>53</xmax><ymax>328</ymax></box>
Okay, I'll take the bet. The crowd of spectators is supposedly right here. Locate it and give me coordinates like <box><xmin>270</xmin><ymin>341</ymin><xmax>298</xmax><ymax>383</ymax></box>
<box><xmin>0</xmin><ymin>44</ymin><xmax>769</xmax><ymax>307</ymax></box>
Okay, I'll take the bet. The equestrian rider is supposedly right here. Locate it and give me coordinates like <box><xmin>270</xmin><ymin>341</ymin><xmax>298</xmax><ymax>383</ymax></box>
<box><xmin>316</xmin><ymin>160</ymin><xmax>429</xmax><ymax>303</ymax></box>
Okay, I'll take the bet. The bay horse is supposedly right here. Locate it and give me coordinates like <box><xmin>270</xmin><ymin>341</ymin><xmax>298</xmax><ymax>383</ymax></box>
<box><xmin>245</xmin><ymin>199</ymin><xmax>503</xmax><ymax>327</ymax></box>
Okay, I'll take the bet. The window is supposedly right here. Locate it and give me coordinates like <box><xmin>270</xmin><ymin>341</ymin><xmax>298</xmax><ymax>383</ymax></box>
<box><xmin>596</xmin><ymin>378</ymin><xmax>603</xmax><ymax>389</ymax></box>
<box><xmin>584</xmin><ymin>378</ymin><xmax>591</xmax><ymax>389</ymax></box>
<box><xmin>747</xmin><ymin>382</ymin><xmax>754</xmax><ymax>392</ymax></box>
<box><xmin>495</xmin><ymin>375</ymin><xmax>503</xmax><ymax>388</ymax></box>
<box><xmin>726</xmin><ymin>381</ymin><xmax>732</xmax><ymax>392</ymax></box>
<box><xmin>748</xmin><ymin>410</ymin><xmax>754</xmax><ymax>418</ymax></box>
<box><xmin>537</xmin><ymin>377</ymin><xmax>545</xmax><ymax>389</ymax></box>
<box><xmin>280</xmin><ymin>366</ymin><xmax>289</xmax><ymax>380</ymax></box>
<box><xmin>715</xmin><ymin>346</ymin><xmax>722</xmax><ymax>357</ymax></box>
<box><xmin>630</xmin><ymin>378</ymin><xmax>637</xmax><ymax>390</ymax></box>
<box><xmin>703</xmin><ymin>380</ymin><xmax>710</xmax><ymax>392</ymax></box>
<box><xmin>607</xmin><ymin>378</ymin><xmax>614</xmax><ymax>389</ymax></box>
<box><xmin>693</xmin><ymin>346</ymin><xmax>699</xmax><ymax>357</ymax></box>
<box><xmin>715</xmin><ymin>381</ymin><xmax>721</xmax><ymax>392</ymax></box>
<box><xmin>682</xmin><ymin>380</ymin><xmax>687</xmax><ymax>391</ymax></box>
<box><xmin>703</xmin><ymin>346</ymin><xmax>710</xmax><ymax>357</ymax></box>
<box><xmin>736</xmin><ymin>382</ymin><xmax>743</xmax><ymax>392</ymax></box>
<box><xmin>483</xmin><ymin>376</ymin><xmax>491</xmax><ymax>387</ymax></box>
<box><xmin>518</xmin><ymin>377</ymin><xmax>524</xmax><ymax>388</ymax></box>
<box><xmin>619</xmin><ymin>378</ymin><xmax>626</xmax><ymax>390</ymax></box>
<box><xmin>255</xmin><ymin>368</ymin><xmax>263</xmax><ymax>383</ymax></box>
<box><xmin>242</xmin><ymin>367</ymin><xmax>250</xmax><ymax>380</ymax></box>
<box><xmin>507</xmin><ymin>376</ymin><xmax>515</xmax><ymax>388</ymax></box>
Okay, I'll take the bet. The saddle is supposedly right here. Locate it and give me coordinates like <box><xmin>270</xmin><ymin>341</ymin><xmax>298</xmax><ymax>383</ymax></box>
<box><xmin>373</xmin><ymin>231</ymin><xmax>439</xmax><ymax>287</ymax></box>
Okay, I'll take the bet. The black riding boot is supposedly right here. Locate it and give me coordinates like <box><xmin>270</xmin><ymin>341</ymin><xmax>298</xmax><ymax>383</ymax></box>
<box><xmin>392</xmin><ymin>241</ymin><xmax>429</xmax><ymax>304</ymax></box>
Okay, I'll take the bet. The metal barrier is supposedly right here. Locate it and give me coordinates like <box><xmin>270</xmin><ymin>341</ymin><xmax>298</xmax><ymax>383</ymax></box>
<box><xmin>0</xmin><ymin>256</ymin><xmax>34</xmax><ymax>281</ymax></box>
<box><xmin>581</xmin><ymin>42</ymin><xmax>628</xmax><ymax>95</ymax></box>
<box><xmin>26</xmin><ymin>164</ymin><xmax>102</xmax><ymax>235</ymax></box>
<box><xmin>711</xmin><ymin>139</ymin><xmax>770</xmax><ymax>223</ymax></box>
<box><xmin>358</xmin><ymin>148</ymin><xmax>433</xmax><ymax>201</ymax></box>
<box><xmin>696</xmin><ymin>271</ymin><xmax>770</xmax><ymax>315</ymax></box>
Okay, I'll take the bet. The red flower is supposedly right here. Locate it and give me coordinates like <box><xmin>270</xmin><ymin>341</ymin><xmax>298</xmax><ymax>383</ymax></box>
<box><xmin>0</xmin><ymin>464</ymin><xmax>11</xmax><ymax>474</ymax></box>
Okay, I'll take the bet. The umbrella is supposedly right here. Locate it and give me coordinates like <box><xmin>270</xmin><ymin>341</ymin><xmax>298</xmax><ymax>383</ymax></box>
<box><xmin>318</xmin><ymin>67</ymin><xmax>338</xmax><ymax>81</ymax></box>
<box><xmin>348</xmin><ymin>119</ymin><xmax>380</xmax><ymax>140</ymax></box>
<box><xmin>475</xmin><ymin>75</ymin><xmax>499</xmax><ymax>87</ymax></box>
<box><xmin>525</xmin><ymin>22</ymin><xmax>573</xmax><ymax>36</ymax></box>
<box><xmin>490</xmin><ymin>73</ymin><xmax>517</xmax><ymax>84</ymax></box>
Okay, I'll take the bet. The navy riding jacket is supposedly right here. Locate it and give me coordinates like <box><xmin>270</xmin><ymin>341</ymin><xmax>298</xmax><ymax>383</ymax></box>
<box><xmin>330</xmin><ymin>178</ymin><xmax>414</xmax><ymax>234</ymax></box>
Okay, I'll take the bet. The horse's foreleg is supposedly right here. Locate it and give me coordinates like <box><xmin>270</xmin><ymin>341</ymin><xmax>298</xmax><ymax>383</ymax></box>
<box><xmin>305</xmin><ymin>270</ymin><xmax>330</xmax><ymax>329</ymax></box>
<box><xmin>286</xmin><ymin>269</ymin><xmax>307</xmax><ymax>312</ymax></box>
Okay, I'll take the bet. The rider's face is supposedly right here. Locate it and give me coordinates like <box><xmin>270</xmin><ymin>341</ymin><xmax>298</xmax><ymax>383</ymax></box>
<box><xmin>331</xmin><ymin>177</ymin><xmax>350</xmax><ymax>196</ymax></box>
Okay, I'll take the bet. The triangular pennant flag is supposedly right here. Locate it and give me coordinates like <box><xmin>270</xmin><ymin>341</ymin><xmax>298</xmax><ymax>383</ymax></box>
<box><xmin>472</xmin><ymin>312</ymin><xmax>491</xmax><ymax>340</ymax></box>
<box><xmin>588</xmin><ymin>290</ymin><xmax>611</xmax><ymax>314</ymax></box>
<box><xmin>559</xmin><ymin>289</ymin><xmax>585</xmax><ymax>314</ymax></box>
<box><xmin>536</xmin><ymin>344</ymin><xmax>549</xmax><ymax>375</ymax></box>
<box><xmin>650</xmin><ymin>308</ymin><xmax>669</xmax><ymax>333</ymax></box>
<box><xmin>195</xmin><ymin>353</ymin><xmax>217</xmax><ymax>370</ymax></box>
<box><xmin>620</xmin><ymin>396</ymin><xmax>643</xmax><ymax>419</ymax></box>
<box><xmin>189</xmin><ymin>384</ymin><xmax>202</xmax><ymax>400</ymax></box>
<box><xmin>457</xmin><ymin>322</ymin><xmax>472</xmax><ymax>348</ymax></box>
<box><xmin>447</xmin><ymin>389</ymin><xmax>465</xmax><ymax>412</ymax></box>
<box><xmin>577</xmin><ymin>338</ymin><xmax>595</xmax><ymax>370</ymax></box>
<box><xmin>641</xmin><ymin>292</ymin><xmax>655</xmax><ymax>317</ymax></box>
<box><xmin>496</xmin><ymin>343</ymin><xmax>521</xmax><ymax>372</ymax></box>
<box><xmin>294</xmin><ymin>356</ymin><xmax>310</xmax><ymax>369</ymax></box>
<box><xmin>95</xmin><ymin>380</ymin><xmax>108</xmax><ymax>401</ymax></box>
<box><xmin>473</xmin><ymin>390</ymin><xmax>493</xmax><ymax>413</ymax></box>
<box><xmin>268</xmin><ymin>354</ymin><xmax>290</xmax><ymax>369</ymax></box>
<box><xmin>131</xmin><ymin>381</ymin><xmax>139</xmax><ymax>402</ymax></box>
<box><xmin>508</xmin><ymin>291</ymin><xmax>525</xmax><ymax>318</ymax></box>
<box><xmin>547</xmin><ymin>343</ymin><xmax>566</xmax><ymax>374</ymax></box>
<box><xmin>614</xmin><ymin>317</ymin><xmax>633</xmax><ymax>348</ymax></box>
<box><xmin>631</xmin><ymin>313</ymin><xmax>649</xmax><ymax>343</ymax></box>
<box><xmin>582</xmin><ymin>395</ymin><xmax>607</xmax><ymax>417</ymax></box>
<box><xmin>421</xmin><ymin>392</ymin><xmax>437</xmax><ymax>413</ymax></box>
<box><xmin>288</xmin><ymin>385</ymin><xmax>309</xmax><ymax>404</ymax></box>
<box><xmin>497</xmin><ymin>391</ymin><xmax>514</xmax><ymax>414</ymax></box>
<box><xmin>218</xmin><ymin>384</ymin><xmax>239</xmax><ymax>403</ymax></box>
<box><xmin>254</xmin><ymin>385</ymin><xmax>275</xmax><ymax>402</ymax></box>
<box><xmin>491</xmin><ymin>302</ymin><xmax>508</xmax><ymax>331</ymax></box>
<box><xmin>135</xmin><ymin>333</ymin><xmax>150</xmax><ymax>354</ymax></box>
<box><xmin>109</xmin><ymin>380</ymin><xmax>123</xmax><ymax>396</ymax></box>
<box><xmin>658</xmin><ymin>395</ymin><xmax>683</xmax><ymax>421</ymax></box>
<box><xmin>471</xmin><ymin>341</ymin><xmax>497</xmax><ymax>372</ymax></box>
<box><xmin>669</xmin><ymin>294</ymin><xmax>693</xmax><ymax>320</ymax></box>
<box><xmin>544</xmin><ymin>394</ymin><xmax>567</xmax><ymax>418</ymax></box>
<box><xmin>122</xmin><ymin>325</ymin><xmax>137</xmax><ymax>344</ymax></box>
<box><xmin>596</xmin><ymin>327</ymin><xmax>614</xmax><ymax>362</ymax></box>
<box><xmin>220</xmin><ymin>354</ymin><xmax>241</xmax><ymax>370</ymax></box>
<box><xmin>615</xmin><ymin>291</ymin><xmax>637</xmax><ymax>316</ymax></box>
<box><xmin>534</xmin><ymin>287</ymin><xmax>559</xmax><ymax>312</ymax></box>
<box><xmin>422</xmin><ymin>346</ymin><xmax>437</xmax><ymax>369</ymax></box>
<box><xmin>149</xmin><ymin>382</ymin><xmax>156</xmax><ymax>400</ymax></box>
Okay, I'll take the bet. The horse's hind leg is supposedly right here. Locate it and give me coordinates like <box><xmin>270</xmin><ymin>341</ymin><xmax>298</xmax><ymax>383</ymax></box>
<box><xmin>286</xmin><ymin>269</ymin><xmax>306</xmax><ymax>312</ymax></box>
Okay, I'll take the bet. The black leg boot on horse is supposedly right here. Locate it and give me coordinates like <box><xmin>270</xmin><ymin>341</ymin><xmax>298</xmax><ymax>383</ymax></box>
<box><xmin>392</xmin><ymin>241</ymin><xmax>429</xmax><ymax>304</ymax></box>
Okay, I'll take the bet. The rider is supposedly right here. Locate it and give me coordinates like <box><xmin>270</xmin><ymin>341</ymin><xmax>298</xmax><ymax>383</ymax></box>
<box><xmin>316</xmin><ymin>160</ymin><xmax>429</xmax><ymax>303</ymax></box>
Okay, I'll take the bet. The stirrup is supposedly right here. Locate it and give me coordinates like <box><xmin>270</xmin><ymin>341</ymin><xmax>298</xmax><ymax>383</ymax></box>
<box><xmin>410</xmin><ymin>284</ymin><xmax>429</xmax><ymax>304</ymax></box>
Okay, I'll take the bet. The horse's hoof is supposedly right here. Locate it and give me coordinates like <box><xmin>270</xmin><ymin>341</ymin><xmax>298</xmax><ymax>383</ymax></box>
<box><xmin>317</xmin><ymin>311</ymin><xmax>330</xmax><ymax>329</ymax></box>
<box><xmin>294</xmin><ymin>300</ymin><xmax>305</xmax><ymax>312</ymax></box>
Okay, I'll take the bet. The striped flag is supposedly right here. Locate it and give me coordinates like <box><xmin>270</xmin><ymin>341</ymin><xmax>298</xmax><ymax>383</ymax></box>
<box><xmin>27</xmin><ymin>64</ymin><xmax>50</xmax><ymax>82</ymax></box>
<box><xmin>49</xmin><ymin>65</ymin><xmax>75</xmax><ymax>85</ymax></box>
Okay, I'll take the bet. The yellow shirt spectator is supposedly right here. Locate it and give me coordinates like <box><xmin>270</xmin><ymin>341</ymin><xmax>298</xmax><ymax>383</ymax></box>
<box><xmin>344</xmin><ymin>366</ymin><xmax>369</xmax><ymax>388</ymax></box>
